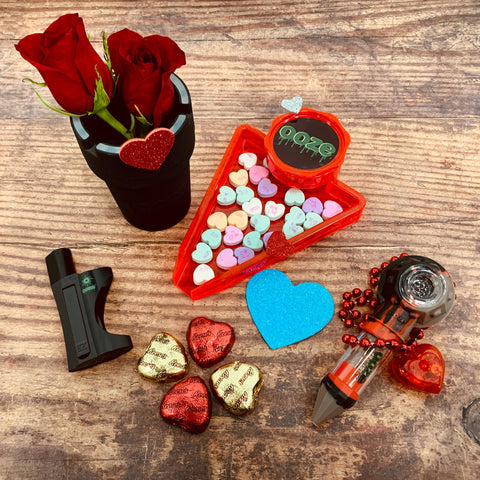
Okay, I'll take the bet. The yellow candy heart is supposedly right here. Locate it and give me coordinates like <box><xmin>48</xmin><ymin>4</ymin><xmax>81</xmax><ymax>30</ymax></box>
<box><xmin>229</xmin><ymin>169</ymin><xmax>249</xmax><ymax>188</ymax></box>
<box><xmin>228</xmin><ymin>210</ymin><xmax>249</xmax><ymax>231</ymax></box>
<box><xmin>207</xmin><ymin>211</ymin><xmax>228</xmax><ymax>232</ymax></box>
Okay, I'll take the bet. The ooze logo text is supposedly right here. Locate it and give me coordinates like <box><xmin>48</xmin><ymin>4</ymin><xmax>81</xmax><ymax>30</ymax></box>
<box><xmin>277</xmin><ymin>124</ymin><xmax>336</xmax><ymax>161</ymax></box>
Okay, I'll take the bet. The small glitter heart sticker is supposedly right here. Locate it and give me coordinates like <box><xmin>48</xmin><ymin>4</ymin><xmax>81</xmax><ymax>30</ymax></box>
<box><xmin>281</xmin><ymin>96</ymin><xmax>303</xmax><ymax>114</ymax></box>
<box><xmin>119</xmin><ymin>127</ymin><xmax>174</xmax><ymax>170</ymax></box>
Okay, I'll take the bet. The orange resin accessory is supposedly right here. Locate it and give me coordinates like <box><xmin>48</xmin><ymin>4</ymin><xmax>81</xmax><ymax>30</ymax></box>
<box><xmin>173</xmin><ymin>109</ymin><xmax>366</xmax><ymax>300</ymax></box>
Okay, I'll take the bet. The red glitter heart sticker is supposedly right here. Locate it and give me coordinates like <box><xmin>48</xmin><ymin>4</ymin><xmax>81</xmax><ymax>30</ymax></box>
<box><xmin>160</xmin><ymin>376</ymin><xmax>212</xmax><ymax>434</ymax></box>
<box><xmin>390</xmin><ymin>343</ymin><xmax>445</xmax><ymax>394</ymax></box>
<box><xmin>186</xmin><ymin>317</ymin><xmax>235</xmax><ymax>368</ymax></box>
<box><xmin>119</xmin><ymin>127</ymin><xmax>174</xmax><ymax>170</ymax></box>
<box><xmin>266</xmin><ymin>231</ymin><xmax>294</xmax><ymax>257</ymax></box>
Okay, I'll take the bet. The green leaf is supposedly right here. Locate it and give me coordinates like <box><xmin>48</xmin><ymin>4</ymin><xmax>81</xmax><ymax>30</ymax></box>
<box><xmin>91</xmin><ymin>70</ymin><xmax>111</xmax><ymax>114</ymax></box>
<box><xmin>102</xmin><ymin>31</ymin><xmax>113</xmax><ymax>75</ymax></box>
<box><xmin>134</xmin><ymin>106</ymin><xmax>153</xmax><ymax>127</ymax></box>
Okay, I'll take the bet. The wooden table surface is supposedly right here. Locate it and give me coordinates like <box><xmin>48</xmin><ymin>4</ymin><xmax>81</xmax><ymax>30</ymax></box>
<box><xmin>2</xmin><ymin>1</ymin><xmax>480</xmax><ymax>479</ymax></box>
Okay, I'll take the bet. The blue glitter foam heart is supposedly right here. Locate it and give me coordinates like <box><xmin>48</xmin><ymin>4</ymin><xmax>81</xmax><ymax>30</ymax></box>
<box><xmin>246</xmin><ymin>269</ymin><xmax>334</xmax><ymax>349</ymax></box>
<box><xmin>281</xmin><ymin>96</ymin><xmax>303</xmax><ymax>114</ymax></box>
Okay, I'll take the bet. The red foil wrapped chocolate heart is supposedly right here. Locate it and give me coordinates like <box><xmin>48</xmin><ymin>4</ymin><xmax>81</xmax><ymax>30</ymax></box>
<box><xmin>186</xmin><ymin>316</ymin><xmax>235</xmax><ymax>368</ymax></box>
<box><xmin>390</xmin><ymin>343</ymin><xmax>445</xmax><ymax>394</ymax></box>
<box><xmin>160</xmin><ymin>376</ymin><xmax>212</xmax><ymax>434</ymax></box>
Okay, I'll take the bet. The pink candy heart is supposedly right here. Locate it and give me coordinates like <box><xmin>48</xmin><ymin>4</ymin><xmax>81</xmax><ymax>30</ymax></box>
<box><xmin>216</xmin><ymin>248</ymin><xmax>238</xmax><ymax>270</ymax></box>
<box><xmin>223</xmin><ymin>226</ymin><xmax>244</xmax><ymax>246</ymax></box>
<box><xmin>322</xmin><ymin>200</ymin><xmax>343</xmax><ymax>220</ymax></box>
<box><xmin>249</xmin><ymin>165</ymin><xmax>269</xmax><ymax>185</ymax></box>
<box><xmin>258</xmin><ymin>178</ymin><xmax>278</xmax><ymax>198</ymax></box>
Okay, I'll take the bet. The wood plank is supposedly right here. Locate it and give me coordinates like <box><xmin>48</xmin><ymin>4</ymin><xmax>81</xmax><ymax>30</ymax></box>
<box><xmin>2</xmin><ymin>1</ymin><xmax>480</xmax><ymax>479</ymax></box>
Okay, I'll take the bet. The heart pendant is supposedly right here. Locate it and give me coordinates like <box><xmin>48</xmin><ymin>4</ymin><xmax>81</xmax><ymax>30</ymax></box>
<box><xmin>390</xmin><ymin>343</ymin><xmax>445</xmax><ymax>394</ymax></box>
<box><xmin>186</xmin><ymin>317</ymin><xmax>235</xmax><ymax>368</ymax></box>
<box><xmin>160</xmin><ymin>376</ymin><xmax>212</xmax><ymax>433</ymax></box>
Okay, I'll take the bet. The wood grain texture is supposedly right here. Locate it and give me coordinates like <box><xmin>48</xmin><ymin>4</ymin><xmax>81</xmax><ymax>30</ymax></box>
<box><xmin>1</xmin><ymin>1</ymin><xmax>480</xmax><ymax>479</ymax></box>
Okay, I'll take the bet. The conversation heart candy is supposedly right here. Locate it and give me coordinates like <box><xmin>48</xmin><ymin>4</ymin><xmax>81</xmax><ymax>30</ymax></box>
<box><xmin>223</xmin><ymin>225</ymin><xmax>244</xmax><ymax>246</ymax></box>
<box><xmin>201</xmin><ymin>228</ymin><xmax>222</xmax><ymax>249</ymax></box>
<box><xmin>303</xmin><ymin>212</ymin><xmax>323</xmax><ymax>229</ymax></box>
<box><xmin>322</xmin><ymin>200</ymin><xmax>343</xmax><ymax>219</ymax></box>
<box><xmin>302</xmin><ymin>197</ymin><xmax>323</xmax><ymax>215</ymax></box>
<box><xmin>257</xmin><ymin>178</ymin><xmax>278</xmax><ymax>198</ymax></box>
<box><xmin>243</xmin><ymin>231</ymin><xmax>264</xmax><ymax>252</ymax></box>
<box><xmin>284</xmin><ymin>188</ymin><xmax>305</xmax><ymax>207</ymax></box>
<box><xmin>193</xmin><ymin>264</ymin><xmax>215</xmax><ymax>286</ymax></box>
<box><xmin>207</xmin><ymin>211</ymin><xmax>228</xmax><ymax>232</ymax></box>
<box><xmin>234</xmin><ymin>246</ymin><xmax>255</xmax><ymax>264</ymax></box>
<box><xmin>249</xmin><ymin>165</ymin><xmax>269</xmax><ymax>185</ymax></box>
<box><xmin>210</xmin><ymin>361</ymin><xmax>264</xmax><ymax>415</ymax></box>
<box><xmin>283</xmin><ymin>221</ymin><xmax>304</xmax><ymax>239</ymax></box>
<box><xmin>235</xmin><ymin>186</ymin><xmax>254</xmax><ymax>205</ymax></box>
<box><xmin>229</xmin><ymin>169</ymin><xmax>249</xmax><ymax>187</ymax></box>
<box><xmin>160</xmin><ymin>376</ymin><xmax>211</xmax><ymax>434</ymax></box>
<box><xmin>250</xmin><ymin>214</ymin><xmax>270</xmax><ymax>234</ymax></box>
<box><xmin>238</xmin><ymin>152</ymin><xmax>257</xmax><ymax>170</ymax></box>
<box><xmin>216</xmin><ymin>248</ymin><xmax>238</xmax><ymax>270</ymax></box>
<box><xmin>192</xmin><ymin>242</ymin><xmax>213</xmax><ymax>264</ymax></box>
<box><xmin>285</xmin><ymin>206</ymin><xmax>306</xmax><ymax>225</ymax></box>
<box><xmin>264</xmin><ymin>200</ymin><xmax>285</xmax><ymax>221</ymax></box>
<box><xmin>227</xmin><ymin>210</ymin><xmax>249</xmax><ymax>230</ymax></box>
<box><xmin>137</xmin><ymin>332</ymin><xmax>188</xmax><ymax>382</ymax></box>
<box><xmin>187</xmin><ymin>316</ymin><xmax>235</xmax><ymax>368</ymax></box>
<box><xmin>242</xmin><ymin>197</ymin><xmax>263</xmax><ymax>217</ymax></box>
<box><xmin>217</xmin><ymin>186</ymin><xmax>236</xmax><ymax>206</ymax></box>
<box><xmin>265</xmin><ymin>231</ymin><xmax>294</xmax><ymax>257</ymax></box>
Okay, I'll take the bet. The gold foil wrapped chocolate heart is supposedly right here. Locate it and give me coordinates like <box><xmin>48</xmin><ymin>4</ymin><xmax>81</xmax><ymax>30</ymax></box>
<box><xmin>137</xmin><ymin>332</ymin><xmax>188</xmax><ymax>382</ymax></box>
<box><xmin>210</xmin><ymin>361</ymin><xmax>264</xmax><ymax>415</ymax></box>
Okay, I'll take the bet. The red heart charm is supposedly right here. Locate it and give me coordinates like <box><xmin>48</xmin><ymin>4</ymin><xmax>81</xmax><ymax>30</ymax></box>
<box><xmin>119</xmin><ymin>127</ymin><xmax>174</xmax><ymax>170</ymax></box>
<box><xmin>390</xmin><ymin>343</ymin><xmax>445</xmax><ymax>394</ymax></box>
<box><xmin>186</xmin><ymin>317</ymin><xmax>235</xmax><ymax>368</ymax></box>
<box><xmin>266</xmin><ymin>231</ymin><xmax>294</xmax><ymax>257</ymax></box>
<box><xmin>160</xmin><ymin>376</ymin><xmax>211</xmax><ymax>434</ymax></box>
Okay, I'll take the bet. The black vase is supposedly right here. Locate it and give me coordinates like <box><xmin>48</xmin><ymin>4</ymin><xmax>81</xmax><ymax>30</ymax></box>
<box><xmin>70</xmin><ymin>74</ymin><xmax>195</xmax><ymax>231</ymax></box>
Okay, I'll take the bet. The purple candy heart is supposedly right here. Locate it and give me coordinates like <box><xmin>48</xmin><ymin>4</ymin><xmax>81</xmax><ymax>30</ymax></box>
<box><xmin>258</xmin><ymin>178</ymin><xmax>278</xmax><ymax>198</ymax></box>
<box><xmin>302</xmin><ymin>197</ymin><xmax>323</xmax><ymax>215</ymax></box>
<box><xmin>234</xmin><ymin>246</ymin><xmax>255</xmax><ymax>264</ymax></box>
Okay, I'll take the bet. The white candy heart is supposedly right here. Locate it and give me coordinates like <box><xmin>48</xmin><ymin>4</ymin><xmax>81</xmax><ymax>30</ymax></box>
<box><xmin>264</xmin><ymin>201</ymin><xmax>285</xmax><ymax>221</ymax></box>
<box><xmin>193</xmin><ymin>264</ymin><xmax>215</xmax><ymax>286</ymax></box>
<box><xmin>242</xmin><ymin>197</ymin><xmax>263</xmax><ymax>217</ymax></box>
<box><xmin>238</xmin><ymin>152</ymin><xmax>257</xmax><ymax>170</ymax></box>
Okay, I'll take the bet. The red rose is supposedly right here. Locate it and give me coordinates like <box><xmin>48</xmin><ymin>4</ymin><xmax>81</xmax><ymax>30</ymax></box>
<box><xmin>107</xmin><ymin>29</ymin><xmax>186</xmax><ymax>127</ymax></box>
<box><xmin>15</xmin><ymin>13</ymin><xmax>113</xmax><ymax>115</ymax></box>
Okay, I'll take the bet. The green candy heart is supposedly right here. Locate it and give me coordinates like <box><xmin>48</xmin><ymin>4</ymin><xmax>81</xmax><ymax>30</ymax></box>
<box><xmin>201</xmin><ymin>228</ymin><xmax>222</xmax><ymax>249</ymax></box>
<box><xmin>217</xmin><ymin>186</ymin><xmax>236</xmax><ymax>206</ymax></box>
<box><xmin>284</xmin><ymin>188</ymin><xmax>305</xmax><ymax>207</ymax></box>
<box><xmin>243</xmin><ymin>231</ymin><xmax>264</xmax><ymax>252</ymax></box>
<box><xmin>250</xmin><ymin>214</ymin><xmax>270</xmax><ymax>234</ymax></box>
<box><xmin>236</xmin><ymin>186</ymin><xmax>254</xmax><ymax>205</ymax></box>
<box><xmin>303</xmin><ymin>212</ymin><xmax>323</xmax><ymax>229</ymax></box>
<box><xmin>192</xmin><ymin>242</ymin><xmax>213</xmax><ymax>264</ymax></box>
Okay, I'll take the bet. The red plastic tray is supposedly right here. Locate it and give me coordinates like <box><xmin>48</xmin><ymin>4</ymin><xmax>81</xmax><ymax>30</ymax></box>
<box><xmin>173</xmin><ymin>121</ymin><xmax>366</xmax><ymax>300</ymax></box>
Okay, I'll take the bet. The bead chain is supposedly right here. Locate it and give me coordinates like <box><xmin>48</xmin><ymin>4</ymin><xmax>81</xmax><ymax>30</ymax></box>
<box><xmin>338</xmin><ymin>253</ymin><xmax>425</xmax><ymax>354</ymax></box>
